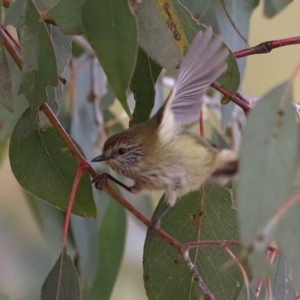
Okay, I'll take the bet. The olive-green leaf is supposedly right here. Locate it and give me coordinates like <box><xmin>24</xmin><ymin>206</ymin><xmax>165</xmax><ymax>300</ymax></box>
<box><xmin>134</xmin><ymin>0</ymin><xmax>182</xmax><ymax>70</ymax></box>
<box><xmin>41</xmin><ymin>248</ymin><xmax>80</xmax><ymax>300</ymax></box>
<box><xmin>237</xmin><ymin>81</ymin><xmax>298</xmax><ymax>276</ymax></box>
<box><xmin>6</xmin><ymin>0</ymin><xmax>58</xmax><ymax>122</ymax></box>
<box><xmin>129</xmin><ymin>47</ymin><xmax>162</xmax><ymax>126</ymax></box>
<box><xmin>84</xmin><ymin>198</ymin><xmax>126</xmax><ymax>300</ymax></box>
<box><xmin>263</xmin><ymin>0</ymin><xmax>293</xmax><ymax>18</ymax></box>
<box><xmin>0</xmin><ymin>45</ymin><xmax>13</xmax><ymax>112</ymax></box>
<box><xmin>9</xmin><ymin>110</ymin><xmax>96</xmax><ymax>217</ymax></box>
<box><xmin>82</xmin><ymin>0</ymin><xmax>137</xmax><ymax>116</ymax></box>
<box><xmin>43</xmin><ymin>0</ymin><xmax>86</xmax><ymax>35</ymax></box>
<box><xmin>144</xmin><ymin>185</ymin><xmax>246</xmax><ymax>300</ymax></box>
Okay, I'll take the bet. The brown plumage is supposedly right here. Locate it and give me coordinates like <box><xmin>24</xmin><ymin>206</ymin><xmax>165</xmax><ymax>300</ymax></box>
<box><xmin>92</xmin><ymin>27</ymin><xmax>238</xmax><ymax>207</ymax></box>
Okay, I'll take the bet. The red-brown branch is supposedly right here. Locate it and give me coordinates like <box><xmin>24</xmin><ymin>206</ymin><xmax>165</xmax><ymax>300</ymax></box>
<box><xmin>234</xmin><ymin>36</ymin><xmax>300</xmax><ymax>58</ymax></box>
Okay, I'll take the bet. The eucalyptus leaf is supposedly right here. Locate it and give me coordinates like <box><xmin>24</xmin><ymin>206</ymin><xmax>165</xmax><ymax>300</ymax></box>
<box><xmin>41</xmin><ymin>248</ymin><xmax>80</xmax><ymax>300</ymax></box>
<box><xmin>82</xmin><ymin>0</ymin><xmax>137</xmax><ymax>116</ymax></box>
<box><xmin>263</xmin><ymin>0</ymin><xmax>293</xmax><ymax>18</ymax></box>
<box><xmin>144</xmin><ymin>185</ymin><xmax>246</xmax><ymax>299</ymax></box>
<box><xmin>129</xmin><ymin>47</ymin><xmax>162</xmax><ymax>126</ymax></box>
<box><xmin>237</xmin><ymin>81</ymin><xmax>298</xmax><ymax>277</ymax></box>
<box><xmin>0</xmin><ymin>45</ymin><xmax>13</xmax><ymax>112</ymax></box>
<box><xmin>43</xmin><ymin>0</ymin><xmax>86</xmax><ymax>35</ymax></box>
<box><xmin>10</xmin><ymin>110</ymin><xmax>96</xmax><ymax>217</ymax></box>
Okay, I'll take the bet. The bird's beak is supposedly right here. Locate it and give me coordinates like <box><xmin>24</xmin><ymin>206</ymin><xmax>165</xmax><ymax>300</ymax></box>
<box><xmin>91</xmin><ymin>153</ymin><xmax>111</xmax><ymax>162</ymax></box>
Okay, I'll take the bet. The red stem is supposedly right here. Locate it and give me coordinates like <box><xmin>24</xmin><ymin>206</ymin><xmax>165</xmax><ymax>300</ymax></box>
<box><xmin>234</xmin><ymin>36</ymin><xmax>300</xmax><ymax>58</ymax></box>
<box><xmin>63</xmin><ymin>164</ymin><xmax>84</xmax><ymax>245</ymax></box>
<box><xmin>211</xmin><ymin>82</ymin><xmax>251</xmax><ymax>115</ymax></box>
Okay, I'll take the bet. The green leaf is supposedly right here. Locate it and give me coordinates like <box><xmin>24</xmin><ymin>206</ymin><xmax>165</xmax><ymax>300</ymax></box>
<box><xmin>263</xmin><ymin>0</ymin><xmax>293</xmax><ymax>18</ymax></box>
<box><xmin>84</xmin><ymin>198</ymin><xmax>126</xmax><ymax>300</ymax></box>
<box><xmin>135</xmin><ymin>0</ymin><xmax>239</xmax><ymax>98</ymax></box>
<box><xmin>134</xmin><ymin>0</ymin><xmax>182</xmax><ymax>70</ymax></box>
<box><xmin>237</xmin><ymin>81</ymin><xmax>299</xmax><ymax>276</ymax></box>
<box><xmin>277</xmin><ymin>186</ymin><xmax>300</xmax><ymax>291</ymax></box>
<box><xmin>82</xmin><ymin>0</ymin><xmax>137</xmax><ymax>116</ymax></box>
<box><xmin>0</xmin><ymin>50</ymin><xmax>29</xmax><ymax>141</ymax></box>
<box><xmin>9</xmin><ymin>110</ymin><xmax>96</xmax><ymax>217</ymax></box>
<box><xmin>43</xmin><ymin>0</ymin><xmax>85</xmax><ymax>35</ymax></box>
<box><xmin>129</xmin><ymin>48</ymin><xmax>162</xmax><ymax>126</ymax></box>
<box><xmin>0</xmin><ymin>45</ymin><xmax>13</xmax><ymax>112</ymax></box>
<box><xmin>272</xmin><ymin>254</ymin><xmax>297</xmax><ymax>299</ymax></box>
<box><xmin>46</xmin><ymin>24</ymin><xmax>72</xmax><ymax>76</ymax></box>
<box><xmin>45</xmin><ymin>24</ymin><xmax>72</xmax><ymax>102</ymax></box>
<box><xmin>237</xmin><ymin>254</ymin><xmax>297</xmax><ymax>299</ymax></box>
<box><xmin>144</xmin><ymin>185</ymin><xmax>246</xmax><ymax>299</ymax></box>
<box><xmin>41</xmin><ymin>248</ymin><xmax>80</xmax><ymax>300</ymax></box>
<box><xmin>6</xmin><ymin>0</ymin><xmax>58</xmax><ymax>121</ymax></box>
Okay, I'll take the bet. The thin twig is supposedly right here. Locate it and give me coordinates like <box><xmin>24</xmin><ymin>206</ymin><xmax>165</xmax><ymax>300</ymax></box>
<box><xmin>182</xmin><ymin>248</ymin><xmax>215</xmax><ymax>300</ymax></box>
<box><xmin>186</xmin><ymin>240</ymin><xmax>242</xmax><ymax>248</ymax></box>
<box><xmin>234</xmin><ymin>36</ymin><xmax>300</xmax><ymax>58</ymax></box>
<box><xmin>63</xmin><ymin>164</ymin><xmax>84</xmax><ymax>245</ymax></box>
<box><xmin>211</xmin><ymin>82</ymin><xmax>251</xmax><ymax>115</ymax></box>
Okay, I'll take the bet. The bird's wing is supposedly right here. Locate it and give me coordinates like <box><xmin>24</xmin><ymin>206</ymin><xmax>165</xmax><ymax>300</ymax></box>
<box><xmin>159</xmin><ymin>27</ymin><xmax>229</xmax><ymax>134</ymax></box>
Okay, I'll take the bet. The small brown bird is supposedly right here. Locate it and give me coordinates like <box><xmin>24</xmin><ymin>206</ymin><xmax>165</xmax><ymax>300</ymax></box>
<box><xmin>92</xmin><ymin>27</ymin><xmax>238</xmax><ymax>218</ymax></box>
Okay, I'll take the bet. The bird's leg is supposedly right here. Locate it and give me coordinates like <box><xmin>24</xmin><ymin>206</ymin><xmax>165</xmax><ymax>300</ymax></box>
<box><xmin>93</xmin><ymin>173</ymin><xmax>132</xmax><ymax>192</ymax></box>
<box><xmin>151</xmin><ymin>203</ymin><xmax>171</xmax><ymax>230</ymax></box>
<box><xmin>151</xmin><ymin>188</ymin><xmax>177</xmax><ymax>230</ymax></box>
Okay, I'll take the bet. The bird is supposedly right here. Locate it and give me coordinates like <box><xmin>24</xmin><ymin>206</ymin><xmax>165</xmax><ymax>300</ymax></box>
<box><xmin>92</xmin><ymin>27</ymin><xmax>238</xmax><ymax>222</ymax></box>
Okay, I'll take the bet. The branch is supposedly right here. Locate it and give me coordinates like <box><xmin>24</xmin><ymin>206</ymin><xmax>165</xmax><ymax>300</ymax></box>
<box><xmin>0</xmin><ymin>27</ymin><xmax>96</xmax><ymax>175</ymax></box>
<box><xmin>211</xmin><ymin>82</ymin><xmax>251</xmax><ymax>115</ymax></box>
<box><xmin>234</xmin><ymin>36</ymin><xmax>300</xmax><ymax>58</ymax></box>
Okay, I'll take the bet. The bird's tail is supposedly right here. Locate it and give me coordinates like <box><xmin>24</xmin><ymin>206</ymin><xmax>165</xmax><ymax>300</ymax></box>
<box><xmin>210</xmin><ymin>149</ymin><xmax>238</xmax><ymax>185</ymax></box>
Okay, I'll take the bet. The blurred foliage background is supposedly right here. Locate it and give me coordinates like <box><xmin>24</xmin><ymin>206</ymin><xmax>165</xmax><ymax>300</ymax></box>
<box><xmin>0</xmin><ymin>0</ymin><xmax>300</xmax><ymax>300</ymax></box>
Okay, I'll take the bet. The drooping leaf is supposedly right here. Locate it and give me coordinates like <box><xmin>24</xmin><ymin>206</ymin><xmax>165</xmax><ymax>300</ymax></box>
<box><xmin>82</xmin><ymin>0</ymin><xmax>137</xmax><ymax>116</ymax></box>
<box><xmin>0</xmin><ymin>45</ymin><xmax>13</xmax><ymax>112</ymax></box>
<box><xmin>45</xmin><ymin>24</ymin><xmax>72</xmax><ymax>102</ymax></box>
<box><xmin>83</xmin><ymin>198</ymin><xmax>126</xmax><ymax>300</ymax></box>
<box><xmin>237</xmin><ymin>254</ymin><xmax>297</xmax><ymax>300</ymax></box>
<box><xmin>43</xmin><ymin>0</ymin><xmax>86</xmax><ymax>35</ymax></box>
<box><xmin>129</xmin><ymin>47</ymin><xmax>162</xmax><ymax>126</ymax></box>
<box><xmin>277</xmin><ymin>154</ymin><xmax>300</xmax><ymax>292</ymax></box>
<box><xmin>134</xmin><ymin>0</ymin><xmax>182</xmax><ymax>70</ymax></box>
<box><xmin>237</xmin><ymin>81</ymin><xmax>298</xmax><ymax>277</ymax></box>
<box><xmin>41</xmin><ymin>248</ymin><xmax>80</xmax><ymax>300</ymax></box>
<box><xmin>0</xmin><ymin>50</ymin><xmax>29</xmax><ymax>141</ymax></box>
<box><xmin>263</xmin><ymin>0</ymin><xmax>293</xmax><ymax>18</ymax></box>
<box><xmin>144</xmin><ymin>185</ymin><xmax>247</xmax><ymax>299</ymax></box>
<box><xmin>9</xmin><ymin>109</ymin><xmax>96</xmax><ymax>217</ymax></box>
<box><xmin>5</xmin><ymin>0</ymin><xmax>58</xmax><ymax>131</ymax></box>
<box><xmin>272</xmin><ymin>254</ymin><xmax>297</xmax><ymax>299</ymax></box>
<box><xmin>47</xmin><ymin>24</ymin><xmax>72</xmax><ymax>77</ymax></box>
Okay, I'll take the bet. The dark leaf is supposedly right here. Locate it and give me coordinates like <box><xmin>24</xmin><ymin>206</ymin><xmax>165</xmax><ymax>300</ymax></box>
<box><xmin>9</xmin><ymin>110</ymin><xmax>96</xmax><ymax>217</ymax></box>
<box><xmin>41</xmin><ymin>248</ymin><xmax>80</xmax><ymax>300</ymax></box>
<box><xmin>83</xmin><ymin>198</ymin><xmax>126</xmax><ymax>300</ymax></box>
<box><xmin>129</xmin><ymin>48</ymin><xmax>162</xmax><ymax>126</ymax></box>
<box><xmin>6</xmin><ymin>0</ymin><xmax>58</xmax><ymax>121</ymax></box>
<box><xmin>43</xmin><ymin>0</ymin><xmax>86</xmax><ymax>35</ymax></box>
<box><xmin>144</xmin><ymin>185</ymin><xmax>246</xmax><ymax>299</ymax></box>
<box><xmin>0</xmin><ymin>46</ymin><xmax>13</xmax><ymax>112</ymax></box>
<box><xmin>82</xmin><ymin>0</ymin><xmax>137</xmax><ymax>115</ymax></box>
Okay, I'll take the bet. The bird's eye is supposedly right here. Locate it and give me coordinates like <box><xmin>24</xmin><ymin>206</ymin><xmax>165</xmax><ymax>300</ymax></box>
<box><xmin>117</xmin><ymin>148</ymin><xmax>127</xmax><ymax>155</ymax></box>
